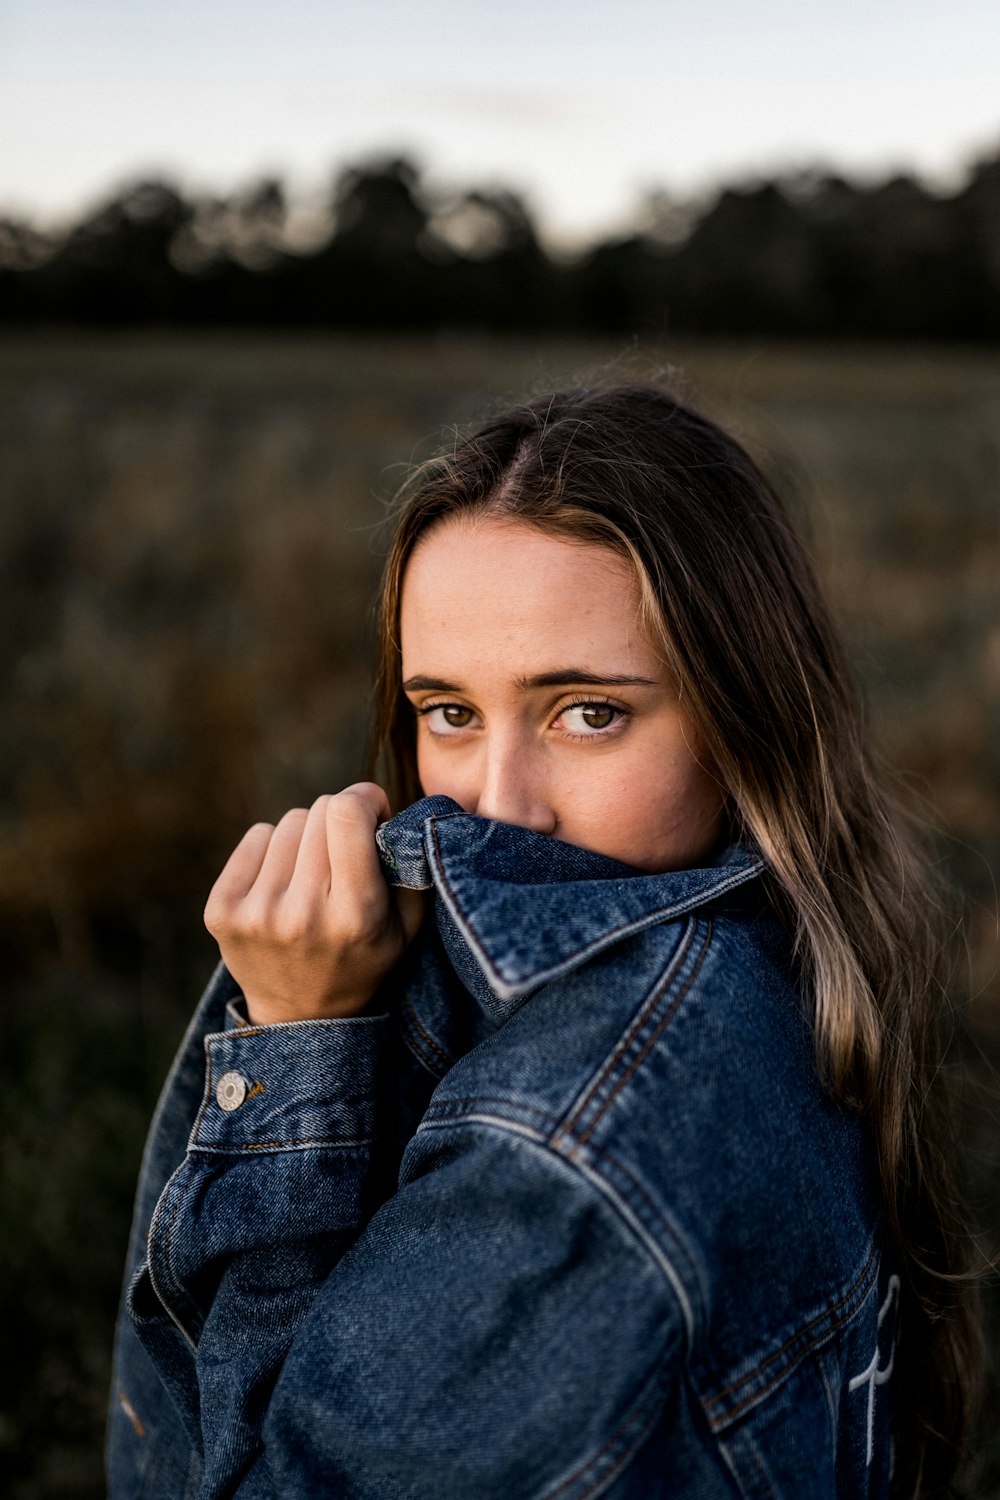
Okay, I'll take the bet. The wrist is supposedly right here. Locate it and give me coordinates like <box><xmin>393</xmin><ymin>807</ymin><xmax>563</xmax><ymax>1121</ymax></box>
<box><xmin>242</xmin><ymin>990</ymin><xmax>376</xmax><ymax>1027</ymax></box>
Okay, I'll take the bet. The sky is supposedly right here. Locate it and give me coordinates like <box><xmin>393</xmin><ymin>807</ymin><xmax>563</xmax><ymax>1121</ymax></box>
<box><xmin>2</xmin><ymin>0</ymin><xmax>999</xmax><ymax>247</ymax></box>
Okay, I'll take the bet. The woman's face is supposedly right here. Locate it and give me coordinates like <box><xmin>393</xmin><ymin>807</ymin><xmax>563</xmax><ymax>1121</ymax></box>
<box><xmin>399</xmin><ymin>517</ymin><xmax>725</xmax><ymax>872</ymax></box>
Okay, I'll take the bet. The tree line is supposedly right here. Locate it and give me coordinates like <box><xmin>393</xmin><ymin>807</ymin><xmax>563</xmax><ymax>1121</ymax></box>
<box><xmin>2</xmin><ymin>152</ymin><xmax>1000</xmax><ymax>338</ymax></box>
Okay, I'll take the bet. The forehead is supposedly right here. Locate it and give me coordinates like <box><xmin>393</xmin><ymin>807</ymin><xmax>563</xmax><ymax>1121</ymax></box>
<box><xmin>399</xmin><ymin>517</ymin><xmax>656</xmax><ymax>675</ymax></box>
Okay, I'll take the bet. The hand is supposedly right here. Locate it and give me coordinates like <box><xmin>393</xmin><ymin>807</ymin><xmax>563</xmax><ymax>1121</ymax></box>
<box><xmin>204</xmin><ymin>784</ymin><xmax>424</xmax><ymax>1026</ymax></box>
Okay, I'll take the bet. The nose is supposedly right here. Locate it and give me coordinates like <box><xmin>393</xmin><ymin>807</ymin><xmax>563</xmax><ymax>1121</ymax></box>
<box><xmin>471</xmin><ymin>737</ymin><xmax>557</xmax><ymax>835</ymax></box>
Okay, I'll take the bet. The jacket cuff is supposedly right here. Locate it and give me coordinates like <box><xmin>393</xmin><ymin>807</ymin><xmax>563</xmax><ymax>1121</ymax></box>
<box><xmin>190</xmin><ymin>1014</ymin><xmax>392</xmax><ymax>1153</ymax></box>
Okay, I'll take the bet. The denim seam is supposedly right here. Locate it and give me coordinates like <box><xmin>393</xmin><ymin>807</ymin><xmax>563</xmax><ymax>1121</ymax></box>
<box><xmin>417</xmin><ymin>1099</ymin><xmax>702</xmax><ymax>1323</ymax></box>
<box><xmin>703</xmin><ymin>1237</ymin><xmax>878</xmax><ymax>1407</ymax></box>
<box><xmin>423</xmin><ymin>1095</ymin><xmax>560</xmax><ymax>1129</ymax></box>
<box><xmin>701</xmin><ymin>1240</ymin><xmax>881</xmax><ymax>1428</ymax></box>
<box><xmin>428</xmin><ymin>818</ymin><xmax>762</xmax><ymax>1000</ymax></box>
<box><xmin>187</xmin><ymin>1137</ymin><xmax>378</xmax><ymax>1154</ymax></box>
<box><xmin>550</xmin><ymin>917</ymin><xmax>699</xmax><ymax>1153</ymax></box>
<box><xmin>192</xmin><ymin>1027</ymin><xmax>383</xmax><ymax>1151</ymax></box>
<box><xmin>576</xmin><ymin>919</ymin><xmax>712</xmax><ymax>1149</ymax></box>
<box><xmin>400</xmin><ymin>999</ymin><xmax>454</xmax><ymax>1077</ymax></box>
<box><xmin>419</xmin><ymin>1096</ymin><xmax>695</xmax><ymax>1260</ymax></box>
<box><xmin>212</xmin><ymin>1014</ymin><xmax>392</xmax><ymax>1037</ymax></box>
<box><xmin>717</xmin><ymin>1422</ymin><xmax>773</xmax><ymax>1500</ymax></box>
<box><xmin>398</xmin><ymin>1023</ymin><xmax>448</xmax><ymax>1079</ymax></box>
<box><xmin>189</xmin><ymin>1040</ymin><xmax>217</xmax><ymax>1147</ymax></box>
<box><xmin>414</xmin><ymin>1112</ymin><xmax>697</xmax><ymax>1343</ymax></box>
<box><xmin>540</xmin><ymin>1351</ymin><xmax>672</xmax><ymax>1499</ymax></box>
<box><xmin>145</xmin><ymin>1163</ymin><xmax>201</xmax><ymax>1353</ymax></box>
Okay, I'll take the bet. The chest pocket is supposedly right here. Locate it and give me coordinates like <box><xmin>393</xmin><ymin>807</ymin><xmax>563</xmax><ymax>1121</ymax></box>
<box><xmin>704</xmin><ymin>1260</ymin><xmax>899</xmax><ymax>1500</ymax></box>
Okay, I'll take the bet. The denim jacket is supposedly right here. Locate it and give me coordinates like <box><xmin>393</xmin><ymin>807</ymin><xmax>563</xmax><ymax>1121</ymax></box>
<box><xmin>107</xmin><ymin>796</ymin><xmax>896</xmax><ymax>1499</ymax></box>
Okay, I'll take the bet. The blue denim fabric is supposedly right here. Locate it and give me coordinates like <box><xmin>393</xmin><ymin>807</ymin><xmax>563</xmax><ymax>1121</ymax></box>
<box><xmin>107</xmin><ymin>797</ymin><xmax>896</xmax><ymax>1499</ymax></box>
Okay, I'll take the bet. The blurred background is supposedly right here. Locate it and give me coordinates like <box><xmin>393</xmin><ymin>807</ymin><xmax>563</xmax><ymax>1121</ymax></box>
<box><xmin>1</xmin><ymin>2</ymin><xmax>998</xmax><ymax>1495</ymax></box>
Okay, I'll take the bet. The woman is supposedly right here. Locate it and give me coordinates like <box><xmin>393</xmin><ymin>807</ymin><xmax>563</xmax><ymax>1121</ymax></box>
<box><xmin>108</xmin><ymin>384</ymin><xmax>979</xmax><ymax>1498</ymax></box>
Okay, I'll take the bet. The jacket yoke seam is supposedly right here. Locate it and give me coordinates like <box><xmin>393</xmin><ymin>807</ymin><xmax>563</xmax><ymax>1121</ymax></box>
<box><xmin>550</xmin><ymin>916</ymin><xmax>703</xmax><ymax>1154</ymax></box>
<box><xmin>577</xmin><ymin>919</ymin><xmax>712</xmax><ymax>1149</ymax></box>
<box><xmin>423</xmin><ymin>1094</ymin><xmax>562</xmax><ymax>1130</ymax></box>
<box><xmin>419</xmin><ymin>1096</ymin><xmax>704</xmax><ymax>1325</ymax></box>
<box><xmin>415</xmin><ymin>1110</ymin><xmax>699</xmax><ymax>1345</ymax></box>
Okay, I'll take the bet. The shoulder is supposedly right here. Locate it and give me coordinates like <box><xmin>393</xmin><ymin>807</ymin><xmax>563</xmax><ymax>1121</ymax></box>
<box><xmin>419</xmin><ymin>899</ymin><xmax>883</xmax><ymax>1380</ymax></box>
<box><xmin>428</xmin><ymin>898</ymin><xmax>814</xmax><ymax>1155</ymax></box>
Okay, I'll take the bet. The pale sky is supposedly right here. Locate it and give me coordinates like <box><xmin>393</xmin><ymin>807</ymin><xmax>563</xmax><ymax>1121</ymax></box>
<box><xmin>2</xmin><ymin>0</ymin><xmax>999</xmax><ymax>246</ymax></box>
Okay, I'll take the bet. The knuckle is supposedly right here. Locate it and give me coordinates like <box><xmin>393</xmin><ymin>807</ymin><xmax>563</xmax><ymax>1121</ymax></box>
<box><xmin>349</xmin><ymin>781</ymin><xmax>388</xmax><ymax>811</ymax></box>
<box><xmin>275</xmin><ymin>807</ymin><xmax>308</xmax><ymax>832</ymax></box>
<box><xmin>272</xmin><ymin>906</ymin><xmax>313</xmax><ymax>947</ymax></box>
<box><xmin>336</xmin><ymin>891</ymin><xmax>386</xmax><ymax>948</ymax></box>
<box><xmin>203</xmin><ymin>893</ymin><xmax>226</xmax><ymax>934</ymax></box>
<box><xmin>229</xmin><ymin>899</ymin><xmax>267</xmax><ymax>943</ymax></box>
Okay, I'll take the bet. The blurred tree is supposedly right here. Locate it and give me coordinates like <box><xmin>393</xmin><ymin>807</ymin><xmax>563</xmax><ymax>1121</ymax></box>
<box><xmin>815</xmin><ymin>174</ymin><xmax>973</xmax><ymax>337</ymax></box>
<box><xmin>287</xmin><ymin>157</ymin><xmax>439</xmax><ymax>326</ymax></box>
<box><xmin>34</xmin><ymin>179</ymin><xmax>194</xmax><ymax>322</ymax></box>
<box><xmin>0</xmin><ymin>218</ymin><xmax>55</xmax><ymax>322</ymax></box>
<box><xmin>667</xmin><ymin>181</ymin><xmax>820</xmax><ymax>334</ymax></box>
<box><xmin>167</xmin><ymin>177</ymin><xmax>295</xmax><ymax>325</ymax></box>
<box><xmin>2</xmin><ymin>146</ymin><xmax>1000</xmax><ymax>338</ymax></box>
<box><xmin>425</xmin><ymin>187</ymin><xmax>558</xmax><ymax>327</ymax></box>
<box><xmin>170</xmin><ymin>177</ymin><xmax>290</xmax><ymax>276</ymax></box>
<box><xmin>954</xmin><ymin>152</ymin><xmax>1000</xmax><ymax>338</ymax></box>
<box><xmin>571</xmin><ymin>234</ymin><xmax>672</xmax><ymax>334</ymax></box>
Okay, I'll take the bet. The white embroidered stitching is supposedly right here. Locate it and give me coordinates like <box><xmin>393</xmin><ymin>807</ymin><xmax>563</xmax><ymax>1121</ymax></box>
<box><xmin>848</xmin><ymin>1274</ymin><xmax>900</xmax><ymax>1465</ymax></box>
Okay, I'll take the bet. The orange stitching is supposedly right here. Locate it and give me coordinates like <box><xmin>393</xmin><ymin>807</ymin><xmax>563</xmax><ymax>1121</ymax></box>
<box><xmin>239</xmin><ymin>1136</ymin><xmax>375</xmax><ymax>1150</ymax></box>
<box><xmin>542</xmin><ymin>1371</ymin><xmax>664</xmax><ymax>1499</ymax></box>
<box><xmin>576</xmin><ymin>920</ymin><xmax>711</xmax><ymax>1149</ymax></box>
<box><xmin>704</xmin><ymin>1244</ymin><xmax>881</xmax><ymax>1424</ymax></box>
<box><xmin>117</xmin><ymin>1388</ymin><xmax>146</xmax><ymax>1439</ymax></box>
<box><xmin>703</xmin><ymin>1239</ymin><xmax>878</xmax><ymax>1407</ymax></box>
<box><xmin>552</xmin><ymin>919</ymin><xmax>697</xmax><ymax>1152</ymax></box>
<box><xmin>402</xmin><ymin>998</ymin><xmax>452</xmax><ymax>1071</ymax></box>
<box><xmin>399</xmin><ymin>1022</ymin><xmax>446</xmax><ymax>1077</ymax></box>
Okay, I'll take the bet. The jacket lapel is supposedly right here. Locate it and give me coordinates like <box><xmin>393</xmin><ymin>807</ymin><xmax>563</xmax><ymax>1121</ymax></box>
<box><xmin>378</xmin><ymin>799</ymin><xmax>764</xmax><ymax>1010</ymax></box>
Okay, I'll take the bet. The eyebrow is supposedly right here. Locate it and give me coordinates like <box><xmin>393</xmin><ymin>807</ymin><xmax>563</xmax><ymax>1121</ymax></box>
<box><xmin>401</xmin><ymin>670</ymin><xmax>659</xmax><ymax>693</ymax></box>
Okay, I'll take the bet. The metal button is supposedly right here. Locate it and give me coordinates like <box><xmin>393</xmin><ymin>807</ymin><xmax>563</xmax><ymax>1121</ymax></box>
<box><xmin>216</xmin><ymin>1071</ymin><xmax>247</xmax><ymax>1112</ymax></box>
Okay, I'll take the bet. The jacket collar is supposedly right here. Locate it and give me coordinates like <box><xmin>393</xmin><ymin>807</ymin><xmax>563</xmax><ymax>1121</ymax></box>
<box><xmin>377</xmin><ymin>797</ymin><xmax>765</xmax><ymax>1009</ymax></box>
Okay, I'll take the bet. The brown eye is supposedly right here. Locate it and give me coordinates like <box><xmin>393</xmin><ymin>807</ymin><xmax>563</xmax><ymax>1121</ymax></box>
<box><xmin>442</xmin><ymin>705</ymin><xmax>473</xmax><ymax>727</ymax></box>
<box><xmin>580</xmin><ymin>704</ymin><xmax>615</xmax><ymax>729</ymax></box>
<box><xmin>420</xmin><ymin>703</ymin><xmax>476</xmax><ymax>734</ymax></box>
<box><xmin>560</xmin><ymin>702</ymin><xmax>625</xmax><ymax>736</ymax></box>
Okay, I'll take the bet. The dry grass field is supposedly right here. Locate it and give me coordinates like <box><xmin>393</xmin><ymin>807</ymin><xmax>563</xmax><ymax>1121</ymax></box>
<box><xmin>0</xmin><ymin>332</ymin><xmax>997</xmax><ymax>1496</ymax></box>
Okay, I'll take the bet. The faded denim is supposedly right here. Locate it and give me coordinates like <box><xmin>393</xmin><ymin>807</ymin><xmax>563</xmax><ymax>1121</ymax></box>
<box><xmin>107</xmin><ymin>796</ymin><xmax>897</xmax><ymax>1498</ymax></box>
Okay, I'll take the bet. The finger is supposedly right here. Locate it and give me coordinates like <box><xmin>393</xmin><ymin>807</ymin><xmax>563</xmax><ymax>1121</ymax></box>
<box><xmin>253</xmin><ymin>807</ymin><xmax>309</xmax><ymax>897</ymax></box>
<box><xmin>329</xmin><ymin>782</ymin><xmax>392</xmax><ymax>828</ymax></box>
<box><xmin>204</xmin><ymin>821</ymin><xmax>274</xmax><ymax>926</ymax></box>
<box><xmin>287</xmin><ymin>794</ymin><xmax>335</xmax><ymax>896</ymax></box>
<box><xmin>323</xmin><ymin>784</ymin><xmax>392</xmax><ymax>924</ymax></box>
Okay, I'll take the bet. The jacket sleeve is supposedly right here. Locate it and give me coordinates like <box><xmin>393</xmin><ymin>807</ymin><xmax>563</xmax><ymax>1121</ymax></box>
<box><xmin>124</xmin><ymin>1016</ymin><xmax>680</xmax><ymax>1500</ymax></box>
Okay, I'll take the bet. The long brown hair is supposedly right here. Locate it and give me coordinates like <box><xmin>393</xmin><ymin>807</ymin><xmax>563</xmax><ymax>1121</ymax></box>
<box><xmin>371</xmin><ymin>383</ymin><xmax>981</xmax><ymax>1494</ymax></box>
